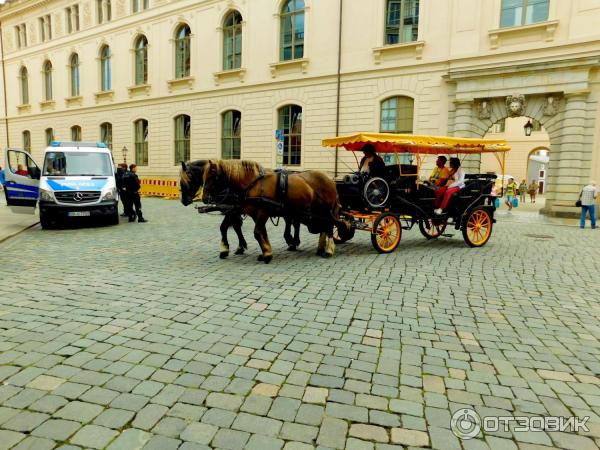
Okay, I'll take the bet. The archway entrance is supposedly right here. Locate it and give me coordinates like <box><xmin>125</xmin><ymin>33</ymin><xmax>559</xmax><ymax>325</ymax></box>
<box><xmin>482</xmin><ymin>116</ymin><xmax>550</xmax><ymax>206</ymax></box>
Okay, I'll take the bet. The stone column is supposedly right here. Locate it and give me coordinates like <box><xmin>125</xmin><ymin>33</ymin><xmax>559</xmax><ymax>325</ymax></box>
<box><xmin>452</xmin><ymin>100</ymin><xmax>481</xmax><ymax>172</ymax></box>
<box><xmin>544</xmin><ymin>91</ymin><xmax>590</xmax><ymax>214</ymax></box>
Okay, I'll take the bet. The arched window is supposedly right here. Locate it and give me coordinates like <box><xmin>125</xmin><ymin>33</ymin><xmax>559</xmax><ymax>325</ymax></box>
<box><xmin>277</xmin><ymin>105</ymin><xmax>302</xmax><ymax>166</ymax></box>
<box><xmin>223</xmin><ymin>11</ymin><xmax>242</xmax><ymax>70</ymax></box>
<box><xmin>174</xmin><ymin>24</ymin><xmax>191</xmax><ymax>79</ymax></box>
<box><xmin>100</xmin><ymin>45</ymin><xmax>112</xmax><ymax>91</ymax></box>
<box><xmin>22</xmin><ymin>130</ymin><xmax>31</xmax><ymax>152</ymax></box>
<box><xmin>385</xmin><ymin>0</ymin><xmax>419</xmax><ymax>45</ymax></box>
<box><xmin>380</xmin><ymin>96</ymin><xmax>414</xmax><ymax>163</ymax></box>
<box><xmin>19</xmin><ymin>66</ymin><xmax>29</xmax><ymax>105</ymax></box>
<box><xmin>70</xmin><ymin>53</ymin><xmax>80</xmax><ymax>97</ymax></box>
<box><xmin>174</xmin><ymin>115</ymin><xmax>191</xmax><ymax>164</ymax></box>
<box><xmin>43</xmin><ymin>60</ymin><xmax>53</xmax><ymax>101</ymax></box>
<box><xmin>71</xmin><ymin>125</ymin><xmax>82</xmax><ymax>141</ymax></box>
<box><xmin>134</xmin><ymin>119</ymin><xmax>149</xmax><ymax>166</ymax></box>
<box><xmin>134</xmin><ymin>35</ymin><xmax>148</xmax><ymax>85</ymax></box>
<box><xmin>280</xmin><ymin>0</ymin><xmax>304</xmax><ymax>61</ymax></box>
<box><xmin>222</xmin><ymin>110</ymin><xmax>241</xmax><ymax>160</ymax></box>
<box><xmin>100</xmin><ymin>122</ymin><xmax>113</xmax><ymax>149</ymax></box>
<box><xmin>45</xmin><ymin>128</ymin><xmax>54</xmax><ymax>146</ymax></box>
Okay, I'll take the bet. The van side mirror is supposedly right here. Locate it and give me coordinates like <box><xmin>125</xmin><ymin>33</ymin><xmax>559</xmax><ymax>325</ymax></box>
<box><xmin>32</xmin><ymin>167</ymin><xmax>41</xmax><ymax>180</ymax></box>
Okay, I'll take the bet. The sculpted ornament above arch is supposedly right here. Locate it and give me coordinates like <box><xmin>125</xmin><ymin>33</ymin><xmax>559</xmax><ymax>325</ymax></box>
<box><xmin>505</xmin><ymin>95</ymin><xmax>526</xmax><ymax>117</ymax></box>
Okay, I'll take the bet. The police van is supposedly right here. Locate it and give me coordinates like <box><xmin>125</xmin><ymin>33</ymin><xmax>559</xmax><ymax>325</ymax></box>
<box><xmin>3</xmin><ymin>142</ymin><xmax>119</xmax><ymax>229</ymax></box>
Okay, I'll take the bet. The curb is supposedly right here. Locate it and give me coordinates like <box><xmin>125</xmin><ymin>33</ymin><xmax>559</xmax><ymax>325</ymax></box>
<box><xmin>0</xmin><ymin>221</ymin><xmax>40</xmax><ymax>245</ymax></box>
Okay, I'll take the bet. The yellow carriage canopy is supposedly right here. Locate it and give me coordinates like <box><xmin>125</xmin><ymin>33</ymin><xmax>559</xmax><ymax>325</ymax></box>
<box><xmin>321</xmin><ymin>132</ymin><xmax>511</xmax><ymax>155</ymax></box>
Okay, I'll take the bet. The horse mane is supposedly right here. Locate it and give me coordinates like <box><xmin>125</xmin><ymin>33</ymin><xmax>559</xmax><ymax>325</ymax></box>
<box><xmin>216</xmin><ymin>160</ymin><xmax>262</xmax><ymax>184</ymax></box>
<box><xmin>180</xmin><ymin>160</ymin><xmax>207</xmax><ymax>185</ymax></box>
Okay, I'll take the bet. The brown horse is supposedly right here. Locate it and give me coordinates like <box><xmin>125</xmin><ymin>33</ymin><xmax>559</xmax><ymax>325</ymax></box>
<box><xmin>197</xmin><ymin>159</ymin><xmax>342</xmax><ymax>263</ymax></box>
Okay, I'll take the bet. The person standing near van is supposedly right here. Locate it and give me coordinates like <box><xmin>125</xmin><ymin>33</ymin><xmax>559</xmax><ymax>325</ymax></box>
<box><xmin>116</xmin><ymin>163</ymin><xmax>131</xmax><ymax>217</ymax></box>
<box><xmin>579</xmin><ymin>181</ymin><xmax>597</xmax><ymax>229</ymax></box>
<box><xmin>126</xmin><ymin>164</ymin><xmax>147</xmax><ymax>223</ymax></box>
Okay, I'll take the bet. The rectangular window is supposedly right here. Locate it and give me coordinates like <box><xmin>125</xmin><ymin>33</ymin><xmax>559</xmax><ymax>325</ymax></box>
<box><xmin>222</xmin><ymin>111</ymin><xmax>241</xmax><ymax>160</ymax></box>
<box><xmin>45</xmin><ymin>128</ymin><xmax>54</xmax><ymax>146</ymax></box>
<box><xmin>73</xmin><ymin>5</ymin><xmax>80</xmax><ymax>31</ymax></box>
<box><xmin>278</xmin><ymin>105</ymin><xmax>302</xmax><ymax>166</ymax></box>
<box><xmin>97</xmin><ymin>0</ymin><xmax>103</xmax><ymax>23</ymax></box>
<box><xmin>135</xmin><ymin>120</ymin><xmax>149</xmax><ymax>166</ymax></box>
<box><xmin>500</xmin><ymin>0</ymin><xmax>549</xmax><ymax>28</ymax></box>
<box><xmin>385</xmin><ymin>0</ymin><xmax>419</xmax><ymax>45</ymax></box>
<box><xmin>16</xmin><ymin>24</ymin><xmax>27</xmax><ymax>48</ymax></box>
<box><xmin>47</xmin><ymin>15</ymin><xmax>52</xmax><ymax>40</ymax></box>
<box><xmin>66</xmin><ymin>7</ymin><xmax>72</xmax><ymax>33</ymax></box>
<box><xmin>39</xmin><ymin>18</ymin><xmax>46</xmax><ymax>42</ymax></box>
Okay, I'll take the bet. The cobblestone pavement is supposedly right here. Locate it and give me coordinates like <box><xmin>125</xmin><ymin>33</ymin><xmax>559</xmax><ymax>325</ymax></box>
<box><xmin>1</xmin><ymin>198</ymin><xmax>599</xmax><ymax>450</ymax></box>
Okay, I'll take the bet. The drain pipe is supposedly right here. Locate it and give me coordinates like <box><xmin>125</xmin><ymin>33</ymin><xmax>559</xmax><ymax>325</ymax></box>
<box><xmin>0</xmin><ymin>21</ymin><xmax>9</xmax><ymax>147</ymax></box>
<box><xmin>334</xmin><ymin>0</ymin><xmax>343</xmax><ymax>178</ymax></box>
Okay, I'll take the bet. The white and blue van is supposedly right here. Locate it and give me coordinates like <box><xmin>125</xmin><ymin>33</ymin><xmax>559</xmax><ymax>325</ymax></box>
<box><xmin>3</xmin><ymin>142</ymin><xmax>119</xmax><ymax>229</ymax></box>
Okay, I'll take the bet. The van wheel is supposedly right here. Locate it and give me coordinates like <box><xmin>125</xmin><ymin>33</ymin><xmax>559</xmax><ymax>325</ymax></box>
<box><xmin>108</xmin><ymin>212</ymin><xmax>119</xmax><ymax>226</ymax></box>
<box><xmin>40</xmin><ymin>213</ymin><xmax>55</xmax><ymax>230</ymax></box>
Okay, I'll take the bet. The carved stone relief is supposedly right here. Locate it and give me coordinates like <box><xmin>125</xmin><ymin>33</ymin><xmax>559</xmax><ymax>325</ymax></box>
<box><xmin>505</xmin><ymin>94</ymin><xmax>526</xmax><ymax>117</ymax></box>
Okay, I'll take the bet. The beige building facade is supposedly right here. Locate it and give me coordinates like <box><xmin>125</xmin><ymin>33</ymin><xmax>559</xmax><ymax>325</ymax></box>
<box><xmin>1</xmin><ymin>0</ymin><xmax>600</xmax><ymax>215</ymax></box>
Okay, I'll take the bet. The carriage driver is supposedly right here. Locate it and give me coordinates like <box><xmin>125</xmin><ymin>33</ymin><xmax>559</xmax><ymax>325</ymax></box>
<box><xmin>359</xmin><ymin>144</ymin><xmax>386</xmax><ymax>178</ymax></box>
<box><xmin>429</xmin><ymin>155</ymin><xmax>450</xmax><ymax>189</ymax></box>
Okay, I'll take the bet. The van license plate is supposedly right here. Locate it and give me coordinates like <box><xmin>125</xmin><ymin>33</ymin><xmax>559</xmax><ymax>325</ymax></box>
<box><xmin>68</xmin><ymin>211</ymin><xmax>91</xmax><ymax>217</ymax></box>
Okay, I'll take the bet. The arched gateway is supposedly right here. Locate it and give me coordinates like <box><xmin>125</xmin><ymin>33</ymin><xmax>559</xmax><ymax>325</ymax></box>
<box><xmin>446</xmin><ymin>56</ymin><xmax>600</xmax><ymax>217</ymax></box>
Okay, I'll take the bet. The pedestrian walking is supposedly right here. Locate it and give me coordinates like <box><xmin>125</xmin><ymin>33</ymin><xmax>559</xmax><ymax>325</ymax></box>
<box><xmin>504</xmin><ymin>177</ymin><xmax>518</xmax><ymax>211</ymax></box>
<box><xmin>125</xmin><ymin>164</ymin><xmax>147</xmax><ymax>223</ymax></box>
<box><xmin>518</xmin><ymin>179</ymin><xmax>527</xmax><ymax>204</ymax></box>
<box><xmin>578</xmin><ymin>181</ymin><xmax>597</xmax><ymax>229</ymax></box>
<box><xmin>528</xmin><ymin>179</ymin><xmax>539</xmax><ymax>203</ymax></box>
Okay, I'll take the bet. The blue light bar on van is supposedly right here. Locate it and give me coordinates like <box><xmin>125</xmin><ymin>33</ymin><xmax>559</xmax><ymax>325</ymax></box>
<box><xmin>96</xmin><ymin>142</ymin><xmax>107</xmax><ymax>148</ymax></box>
<box><xmin>50</xmin><ymin>141</ymin><xmax>61</xmax><ymax>147</ymax></box>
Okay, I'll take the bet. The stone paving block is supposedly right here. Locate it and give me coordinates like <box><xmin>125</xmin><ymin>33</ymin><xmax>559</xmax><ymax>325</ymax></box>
<box><xmin>232</xmin><ymin>412</ymin><xmax>283</xmax><ymax>437</ymax></box>
<box><xmin>295</xmin><ymin>403</ymin><xmax>325</xmax><ymax>426</ymax></box>
<box><xmin>205</xmin><ymin>392</ymin><xmax>244</xmax><ymax>411</ymax></box>
<box><xmin>390</xmin><ymin>428</ymin><xmax>429</xmax><ymax>447</ymax></box>
<box><xmin>132</xmin><ymin>404</ymin><xmax>168</xmax><ymax>430</ymax></box>
<box><xmin>180</xmin><ymin>422</ymin><xmax>218</xmax><ymax>445</ymax></box>
<box><xmin>152</xmin><ymin>416</ymin><xmax>187</xmax><ymax>438</ymax></box>
<box><xmin>317</xmin><ymin>416</ymin><xmax>348</xmax><ymax>449</ymax></box>
<box><xmin>211</xmin><ymin>428</ymin><xmax>250</xmax><ymax>450</ymax></box>
<box><xmin>3</xmin><ymin>411</ymin><xmax>49</xmax><ymax>432</ymax></box>
<box><xmin>26</xmin><ymin>376</ymin><xmax>66</xmax><ymax>391</ymax></box>
<box><xmin>349</xmin><ymin>424</ymin><xmax>389</xmax><ymax>443</ymax></box>
<box><xmin>70</xmin><ymin>424</ymin><xmax>119</xmax><ymax>449</ymax></box>
<box><xmin>32</xmin><ymin>419</ymin><xmax>81</xmax><ymax>441</ymax></box>
<box><xmin>279</xmin><ymin>422</ymin><xmax>319</xmax><ymax>443</ymax></box>
<box><xmin>142</xmin><ymin>435</ymin><xmax>181</xmax><ymax>450</ymax></box>
<box><xmin>268</xmin><ymin>397</ymin><xmax>301</xmax><ymax>421</ymax></box>
<box><xmin>93</xmin><ymin>408</ymin><xmax>135</xmax><ymax>429</ymax></box>
<box><xmin>106</xmin><ymin>428</ymin><xmax>152</xmax><ymax>450</ymax></box>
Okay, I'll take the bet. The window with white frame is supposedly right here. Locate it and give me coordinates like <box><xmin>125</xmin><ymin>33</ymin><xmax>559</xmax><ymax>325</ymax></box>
<box><xmin>132</xmin><ymin>0</ymin><xmax>149</xmax><ymax>13</ymax></box>
<box><xmin>385</xmin><ymin>0</ymin><xmax>419</xmax><ymax>45</ymax></box>
<box><xmin>222</xmin><ymin>110</ymin><xmax>241</xmax><ymax>160</ymax></box>
<box><xmin>500</xmin><ymin>0</ymin><xmax>549</xmax><ymax>28</ymax></box>
<box><xmin>65</xmin><ymin>5</ymin><xmax>80</xmax><ymax>33</ymax></box>
<box><xmin>278</xmin><ymin>105</ymin><xmax>302</xmax><ymax>166</ymax></box>
<box><xmin>134</xmin><ymin>119</ymin><xmax>149</xmax><ymax>166</ymax></box>
<box><xmin>223</xmin><ymin>11</ymin><xmax>243</xmax><ymax>70</ymax></box>
<box><xmin>15</xmin><ymin>24</ymin><xmax>27</xmax><ymax>48</ymax></box>
<box><xmin>174</xmin><ymin>24</ymin><xmax>191</xmax><ymax>79</ymax></box>
<box><xmin>97</xmin><ymin>0</ymin><xmax>112</xmax><ymax>24</ymax></box>
<box><xmin>174</xmin><ymin>115</ymin><xmax>191</xmax><ymax>164</ymax></box>
<box><xmin>100</xmin><ymin>122</ymin><xmax>113</xmax><ymax>149</ymax></box>
<box><xmin>280</xmin><ymin>0</ymin><xmax>305</xmax><ymax>61</ymax></box>
<box><xmin>134</xmin><ymin>35</ymin><xmax>148</xmax><ymax>85</ymax></box>
<box><xmin>71</xmin><ymin>125</ymin><xmax>82</xmax><ymax>142</ymax></box>
<box><xmin>380</xmin><ymin>96</ymin><xmax>414</xmax><ymax>163</ymax></box>
<box><xmin>70</xmin><ymin>53</ymin><xmax>80</xmax><ymax>97</ymax></box>
<box><xmin>19</xmin><ymin>66</ymin><xmax>29</xmax><ymax>105</ymax></box>
<box><xmin>43</xmin><ymin>60</ymin><xmax>53</xmax><ymax>101</ymax></box>
<box><xmin>100</xmin><ymin>45</ymin><xmax>112</xmax><ymax>92</ymax></box>
<box><xmin>39</xmin><ymin>15</ymin><xmax>52</xmax><ymax>42</ymax></box>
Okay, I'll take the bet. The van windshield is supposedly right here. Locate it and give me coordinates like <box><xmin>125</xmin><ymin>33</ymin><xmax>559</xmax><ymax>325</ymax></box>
<box><xmin>43</xmin><ymin>151</ymin><xmax>113</xmax><ymax>176</ymax></box>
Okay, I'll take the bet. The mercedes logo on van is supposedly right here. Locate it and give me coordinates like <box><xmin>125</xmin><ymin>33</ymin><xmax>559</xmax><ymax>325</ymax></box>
<box><xmin>73</xmin><ymin>192</ymin><xmax>84</xmax><ymax>202</ymax></box>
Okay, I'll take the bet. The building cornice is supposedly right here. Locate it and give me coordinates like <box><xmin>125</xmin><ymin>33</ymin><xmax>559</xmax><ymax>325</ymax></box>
<box><xmin>0</xmin><ymin>0</ymin><xmax>54</xmax><ymax>20</ymax></box>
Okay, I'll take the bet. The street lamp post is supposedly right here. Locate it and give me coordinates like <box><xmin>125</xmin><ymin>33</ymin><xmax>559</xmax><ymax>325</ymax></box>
<box><xmin>524</xmin><ymin>120</ymin><xmax>533</xmax><ymax>137</ymax></box>
<box><xmin>122</xmin><ymin>146</ymin><xmax>128</xmax><ymax>165</ymax></box>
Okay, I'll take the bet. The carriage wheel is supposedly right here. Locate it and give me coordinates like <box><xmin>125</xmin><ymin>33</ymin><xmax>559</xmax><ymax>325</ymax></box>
<box><xmin>333</xmin><ymin>220</ymin><xmax>355</xmax><ymax>244</ymax></box>
<box><xmin>419</xmin><ymin>218</ymin><xmax>448</xmax><ymax>240</ymax></box>
<box><xmin>462</xmin><ymin>207</ymin><xmax>493</xmax><ymax>247</ymax></box>
<box><xmin>371</xmin><ymin>213</ymin><xmax>401</xmax><ymax>253</ymax></box>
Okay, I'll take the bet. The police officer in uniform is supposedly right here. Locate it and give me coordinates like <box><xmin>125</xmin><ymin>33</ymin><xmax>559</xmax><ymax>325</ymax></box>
<box><xmin>125</xmin><ymin>164</ymin><xmax>147</xmax><ymax>223</ymax></box>
<box><xmin>116</xmin><ymin>163</ymin><xmax>131</xmax><ymax>217</ymax></box>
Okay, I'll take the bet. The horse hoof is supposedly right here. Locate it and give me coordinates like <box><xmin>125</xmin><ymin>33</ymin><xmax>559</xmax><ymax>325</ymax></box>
<box><xmin>323</xmin><ymin>252</ymin><xmax>334</xmax><ymax>258</ymax></box>
<box><xmin>235</xmin><ymin>247</ymin><xmax>245</xmax><ymax>255</ymax></box>
<box><xmin>287</xmin><ymin>245</ymin><xmax>297</xmax><ymax>251</ymax></box>
<box><xmin>220</xmin><ymin>252</ymin><xmax>229</xmax><ymax>259</ymax></box>
<box><xmin>294</xmin><ymin>240</ymin><xmax>301</xmax><ymax>247</ymax></box>
<box><xmin>263</xmin><ymin>255</ymin><xmax>273</xmax><ymax>264</ymax></box>
<box><xmin>316</xmin><ymin>249</ymin><xmax>325</xmax><ymax>256</ymax></box>
<box><xmin>257</xmin><ymin>255</ymin><xmax>264</xmax><ymax>261</ymax></box>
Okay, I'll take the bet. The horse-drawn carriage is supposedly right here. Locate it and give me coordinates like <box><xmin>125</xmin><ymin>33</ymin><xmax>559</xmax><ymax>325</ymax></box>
<box><xmin>322</xmin><ymin>133</ymin><xmax>510</xmax><ymax>253</ymax></box>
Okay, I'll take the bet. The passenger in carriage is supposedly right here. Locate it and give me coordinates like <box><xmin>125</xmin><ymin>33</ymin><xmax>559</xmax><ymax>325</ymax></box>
<box><xmin>429</xmin><ymin>156</ymin><xmax>451</xmax><ymax>189</ymax></box>
<box><xmin>434</xmin><ymin>157</ymin><xmax>465</xmax><ymax>215</ymax></box>
<box><xmin>358</xmin><ymin>144</ymin><xmax>386</xmax><ymax>178</ymax></box>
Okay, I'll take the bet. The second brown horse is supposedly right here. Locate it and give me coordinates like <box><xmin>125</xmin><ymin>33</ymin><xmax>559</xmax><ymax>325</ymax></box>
<box><xmin>198</xmin><ymin>159</ymin><xmax>344</xmax><ymax>263</ymax></box>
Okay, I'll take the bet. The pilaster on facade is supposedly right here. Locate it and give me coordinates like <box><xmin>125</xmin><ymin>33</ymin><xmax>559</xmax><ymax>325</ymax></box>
<box><xmin>488</xmin><ymin>20</ymin><xmax>559</xmax><ymax>50</ymax></box>
<box><xmin>167</xmin><ymin>76</ymin><xmax>195</xmax><ymax>92</ymax></box>
<box><xmin>269</xmin><ymin>58</ymin><xmax>308</xmax><ymax>78</ymax></box>
<box><xmin>213</xmin><ymin>68</ymin><xmax>247</xmax><ymax>86</ymax></box>
<box><xmin>372</xmin><ymin>41</ymin><xmax>425</xmax><ymax>65</ymax></box>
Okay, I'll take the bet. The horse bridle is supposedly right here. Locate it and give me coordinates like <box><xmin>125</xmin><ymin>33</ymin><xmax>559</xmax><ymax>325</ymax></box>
<box><xmin>205</xmin><ymin>166</ymin><xmax>266</xmax><ymax>206</ymax></box>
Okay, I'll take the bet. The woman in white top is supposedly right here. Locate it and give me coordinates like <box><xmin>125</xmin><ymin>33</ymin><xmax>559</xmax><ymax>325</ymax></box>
<box><xmin>434</xmin><ymin>157</ymin><xmax>465</xmax><ymax>214</ymax></box>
